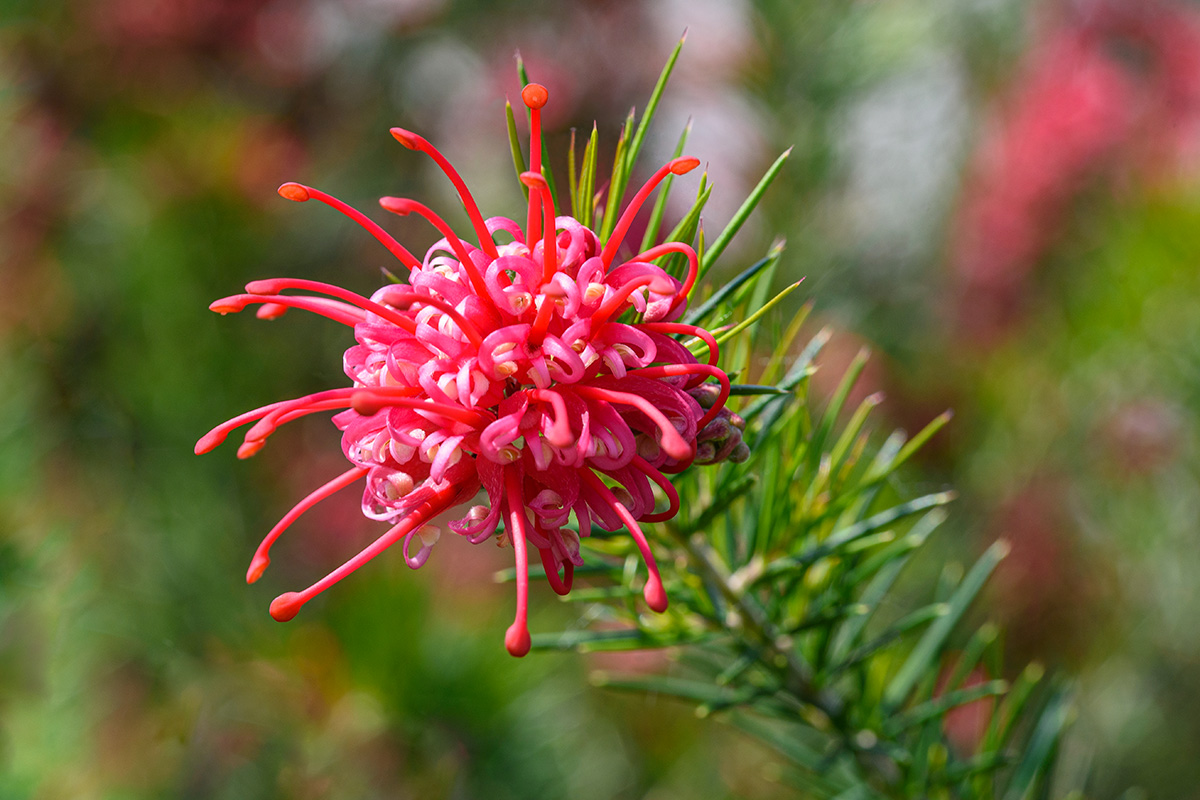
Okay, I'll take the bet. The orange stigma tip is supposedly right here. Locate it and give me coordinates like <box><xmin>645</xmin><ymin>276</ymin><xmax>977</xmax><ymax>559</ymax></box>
<box><xmin>209</xmin><ymin>298</ymin><xmax>245</xmax><ymax>314</ymax></box>
<box><xmin>247</xmin><ymin>555</ymin><xmax>270</xmax><ymax>584</ymax></box>
<box><xmin>519</xmin><ymin>171</ymin><xmax>548</xmax><ymax>188</ymax></box>
<box><xmin>389</xmin><ymin>127</ymin><xmax>420</xmax><ymax>149</ymax></box>
<box><xmin>237</xmin><ymin>440</ymin><xmax>266</xmax><ymax>459</ymax></box>
<box><xmin>644</xmin><ymin>579</ymin><xmax>668</xmax><ymax>613</ymax></box>
<box><xmin>505</xmin><ymin>624</ymin><xmax>531</xmax><ymax>657</ymax></box>
<box><xmin>521</xmin><ymin>83</ymin><xmax>548</xmax><ymax>110</ymax></box>
<box><xmin>277</xmin><ymin>182</ymin><xmax>310</xmax><ymax>202</ymax></box>
<box><xmin>670</xmin><ymin>156</ymin><xmax>701</xmax><ymax>175</ymax></box>
<box><xmin>269</xmin><ymin>592</ymin><xmax>304</xmax><ymax>622</ymax></box>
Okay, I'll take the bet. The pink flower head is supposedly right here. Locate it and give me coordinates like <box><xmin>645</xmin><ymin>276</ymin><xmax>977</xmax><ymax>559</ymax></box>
<box><xmin>198</xmin><ymin>83</ymin><xmax>738</xmax><ymax>656</ymax></box>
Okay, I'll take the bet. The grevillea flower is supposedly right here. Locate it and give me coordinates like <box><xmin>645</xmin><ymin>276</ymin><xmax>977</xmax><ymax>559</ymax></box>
<box><xmin>198</xmin><ymin>83</ymin><xmax>744</xmax><ymax>656</ymax></box>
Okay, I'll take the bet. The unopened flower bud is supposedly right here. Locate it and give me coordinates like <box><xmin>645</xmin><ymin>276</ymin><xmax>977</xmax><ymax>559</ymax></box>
<box><xmin>688</xmin><ymin>383</ymin><xmax>721</xmax><ymax>409</ymax></box>
<box><xmin>712</xmin><ymin>428</ymin><xmax>744</xmax><ymax>463</ymax></box>
<box><xmin>698</xmin><ymin>417</ymin><xmax>732</xmax><ymax>443</ymax></box>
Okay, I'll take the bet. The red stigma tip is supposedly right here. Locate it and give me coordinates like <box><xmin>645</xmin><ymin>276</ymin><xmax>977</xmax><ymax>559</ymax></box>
<box><xmin>389</xmin><ymin>127</ymin><xmax>420</xmax><ymax>149</ymax></box>
<box><xmin>378</xmin><ymin>197</ymin><xmax>410</xmax><ymax>216</ymax></box>
<box><xmin>644</xmin><ymin>578</ymin><xmax>669</xmax><ymax>613</ymax></box>
<box><xmin>505</xmin><ymin>623</ymin><xmax>532</xmax><ymax>657</ymax></box>
<box><xmin>277</xmin><ymin>182</ymin><xmax>310</xmax><ymax>202</ymax></box>
<box><xmin>256</xmin><ymin>303</ymin><xmax>288</xmax><ymax>320</ymax></box>
<box><xmin>194</xmin><ymin>432</ymin><xmax>224</xmax><ymax>455</ymax></box>
<box><xmin>269</xmin><ymin>592</ymin><xmax>304</xmax><ymax>621</ymax></box>
<box><xmin>670</xmin><ymin>156</ymin><xmax>701</xmax><ymax>175</ymax></box>
<box><xmin>245</xmin><ymin>279</ymin><xmax>280</xmax><ymax>295</ymax></box>
<box><xmin>247</xmin><ymin>554</ymin><xmax>270</xmax><ymax>584</ymax></box>
<box><xmin>521</xmin><ymin>83</ymin><xmax>549</xmax><ymax>110</ymax></box>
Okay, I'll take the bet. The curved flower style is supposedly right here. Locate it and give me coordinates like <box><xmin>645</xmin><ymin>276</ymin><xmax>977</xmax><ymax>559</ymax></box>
<box><xmin>198</xmin><ymin>84</ymin><xmax>745</xmax><ymax>656</ymax></box>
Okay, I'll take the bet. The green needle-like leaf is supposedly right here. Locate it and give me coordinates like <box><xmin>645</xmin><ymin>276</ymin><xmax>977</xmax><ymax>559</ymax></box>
<box><xmin>598</xmin><ymin>108</ymin><xmax>636</xmax><ymax>242</ymax></box>
<box><xmin>836</xmin><ymin>603</ymin><xmax>951</xmax><ymax>674</ymax></box>
<box><xmin>678</xmin><ymin>474</ymin><xmax>757</xmax><ymax>536</ymax></box>
<box><xmin>744</xmin><ymin>324</ymin><xmax>827</xmax><ymax>425</ymax></box>
<box><xmin>729</xmin><ymin>713</ymin><xmax>829</xmax><ymax>772</ymax></box>
<box><xmin>729</xmin><ymin>384</ymin><xmax>790</xmax><ymax>396</ymax></box>
<box><xmin>658</xmin><ymin>174</ymin><xmax>711</xmax><ymax>279</ymax></box>
<box><xmin>1002</xmin><ymin>687</ymin><xmax>1073</xmax><ymax>800</ymax></box>
<box><xmin>808</xmin><ymin>347</ymin><xmax>870</xmax><ymax>472</ymax></box>
<box><xmin>567</xmin><ymin>127</ymin><xmax>578</xmax><ymax>215</ymax></box>
<box><xmin>640</xmin><ymin>119</ymin><xmax>692</xmax><ymax>252</ymax></box>
<box><xmin>760</xmin><ymin>492</ymin><xmax>956</xmax><ymax>581</ymax></box>
<box><xmin>699</xmin><ymin>147</ymin><xmax>793</xmax><ymax>283</ymax></box>
<box><xmin>714</xmin><ymin>281</ymin><xmax>803</xmax><ymax>347</ymax></box>
<box><xmin>505</xmin><ymin>100</ymin><xmax>529</xmax><ymax>201</ymax></box>
<box><xmin>861</xmin><ymin>410</ymin><xmax>953</xmax><ymax>485</ymax></box>
<box><xmin>684</xmin><ymin>240</ymin><xmax>785</xmax><ymax>326</ymax></box>
<box><xmin>592</xmin><ymin>673</ymin><xmax>756</xmax><ymax>707</ymax></box>
<box><xmin>624</xmin><ymin>30</ymin><xmax>685</xmax><ymax>180</ymax></box>
<box><xmin>883</xmin><ymin>680</ymin><xmax>1009</xmax><ymax>737</ymax></box>
<box><xmin>883</xmin><ymin>540</ymin><xmax>1011</xmax><ymax>710</ymax></box>
<box><xmin>579</xmin><ymin>123</ymin><xmax>599</xmax><ymax>228</ymax></box>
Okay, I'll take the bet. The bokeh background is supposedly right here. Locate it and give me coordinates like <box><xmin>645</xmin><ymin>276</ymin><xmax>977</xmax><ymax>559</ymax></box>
<box><xmin>2</xmin><ymin>0</ymin><xmax>1199</xmax><ymax>797</ymax></box>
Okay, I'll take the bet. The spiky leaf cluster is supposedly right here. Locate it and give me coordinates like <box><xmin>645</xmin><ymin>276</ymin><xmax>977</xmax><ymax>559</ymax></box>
<box><xmin>499</xmin><ymin>41</ymin><xmax>1077</xmax><ymax>800</ymax></box>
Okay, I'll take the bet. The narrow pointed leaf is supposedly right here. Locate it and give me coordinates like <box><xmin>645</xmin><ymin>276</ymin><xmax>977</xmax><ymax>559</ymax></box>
<box><xmin>729</xmin><ymin>384</ymin><xmax>790</xmax><ymax>396</ymax></box>
<box><xmin>744</xmin><ymin>324</ymin><xmax>827</xmax><ymax>424</ymax></box>
<box><xmin>624</xmin><ymin>31</ymin><xmax>686</xmax><ymax>178</ymax></box>
<box><xmin>640</xmin><ymin>119</ymin><xmax>692</xmax><ymax>252</ymax></box>
<box><xmin>592</xmin><ymin>673</ymin><xmax>755</xmax><ymax>707</ymax></box>
<box><xmin>883</xmin><ymin>680</ymin><xmax>1009</xmax><ymax>737</ymax></box>
<box><xmin>760</xmin><ymin>492</ymin><xmax>955</xmax><ymax>580</ymax></box>
<box><xmin>1001</xmin><ymin>687</ymin><xmax>1072</xmax><ymax>800</ymax></box>
<box><xmin>861</xmin><ymin>410</ymin><xmax>953</xmax><ymax>485</ymax></box>
<box><xmin>580</xmin><ymin>123</ymin><xmax>599</xmax><ymax>228</ymax></box>
<box><xmin>505</xmin><ymin>100</ymin><xmax>529</xmax><ymax>200</ymax></box>
<box><xmin>713</xmin><ymin>280</ymin><xmax>803</xmax><ymax>347</ymax></box>
<box><xmin>883</xmin><ymin>539</ymin><xmax>1011</xmax><ymax>709</ymax></box>
<box><xmin>699</xmin><ymin>147</ymin><xmax>792</xmax><ymax>281</ymax></box>
<box><xmin>567</xmin><ymin>127</ymin><xmax>578</xmax><ymax>216</ymax></box>
<box><xmin>678</xmin><ymin>474</ymin><xmax>757</xmax><ymax>535</ymax></box>
<box><xmin>684</xmin><ymin>240</ymin><xmax>784</xmax><ymax>326</ymax></box>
